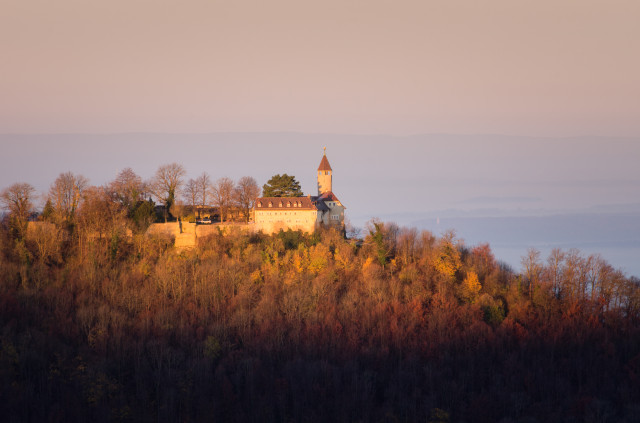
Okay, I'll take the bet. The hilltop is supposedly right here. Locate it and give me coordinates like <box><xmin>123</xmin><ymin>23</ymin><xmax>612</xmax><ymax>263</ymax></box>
<box><xmin>0</xmin><ymin>220</ymin><xmax>639</xmax><ymax>422</ymax></box>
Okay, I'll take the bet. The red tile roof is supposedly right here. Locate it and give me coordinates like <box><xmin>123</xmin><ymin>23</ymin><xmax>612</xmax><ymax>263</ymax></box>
<box><xmin>255</xmin><ymin>196</ymin><xmax>321</xmax><ymax>211</ymax></box>
<box><xmin>317</xmin><ymin>154</ymin><xmax>332</xmax><ymax>171</ymax></box>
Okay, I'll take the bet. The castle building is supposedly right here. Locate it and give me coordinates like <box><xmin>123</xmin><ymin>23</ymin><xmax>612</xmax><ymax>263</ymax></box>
<box><xmin>253</xmin><ymin>149</ymin><xmax>346</xmax><ymax>233</ymax></box>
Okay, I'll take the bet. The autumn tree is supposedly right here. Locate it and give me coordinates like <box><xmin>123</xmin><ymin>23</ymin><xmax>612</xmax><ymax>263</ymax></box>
<box><xmin>41</xmin><ymin>198</ymin><xmax>54</xmax><ymax>221</ymax></box>
<box><xmin>106</xmin><ymin>168</ymin><xmax>156</xmax><ymax>230</ymax></box>
<box><xmin>48</xmin><ymin>172</ymin><xmax>89</xmax><ymax>225</ymax></box>
<box><xmin>397</xmin><ymin>227</ymin><xmax>418</xmax><ymax>266</ymax></box>
<box><xmin>0</xmin><ymin>182</ymin><xmax>36</xmax><ymax>239</ymax></box>
<box><xmin>262</xmin><ymin>174</ymin><xmax>303</xmax><ymax>197</ymax></box>
<box><xmin>468</xmin><ymin>243</ymin><xmax>497</xmax><ymax>281</ymax></box>
<box><xmin>460</xmin><ymin>270</ymin><xmax>481</xmax><ymax>303</ymax></box>
<box><xmin>108</xmin><ymin>168</ymin><xmax>147</xmax><ymax>211</ymax></box>
<box><xmin>364</xmin><ymin>219</ymin><xmax>398</xmax><ymax>267</ymax></box>
<box><xmin>546</xmin><ymin>248</ymin><xmax>565</xmax><ymax>298</ymax></box>
<box><xmin>211</xmin><ymin>177</ymin><xmax>235</xmax><ymax>222</ymax></box>
<box><xmin>150</xmin><ymin>163</ymin><xmax>185</xmax><ymax>222</ymax></box>
<box><xmin>130</xmin><ymin>200</ymin><xmax>156</xmax><ymax>232</ymax></box>
<box><xmin>25</xmin><ymin>221</ymin><xmax>63</xmax><ymax>264</ymax></box>
<box><xmin>562</xmin><ymin>248</ymin><xmax>587</xmax><ymax>301</ymax></box>
<box><xmin>234</xmin><ymin>176</ymin><xmax>261</xmax><ymax>222</ymax></box>
<box><xmin>77</xmin><ymin>186</ymin><xmax>127</xmax><ymax>240</ymax></box>
<box><xmin>521</xmin><ymin>247</ymin><xmax>542</xmax><ymax>299</ymax></box>
<box><xmin>433</xmin><ymin>230</ymin><xmax>461</xmax><ymax>283</ymax></box>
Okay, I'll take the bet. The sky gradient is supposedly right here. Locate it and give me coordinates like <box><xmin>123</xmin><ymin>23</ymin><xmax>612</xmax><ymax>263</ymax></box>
<box><xmin>2</xmin><ymin>0</ymin><xmax>639</xmax><ymax>136</ymax></box>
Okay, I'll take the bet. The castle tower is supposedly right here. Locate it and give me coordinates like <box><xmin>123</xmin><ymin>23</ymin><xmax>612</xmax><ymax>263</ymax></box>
<box><xmin>317</xmin><ymin>147</ymin><xmax>332</xmax><ymax>195</ymax></box>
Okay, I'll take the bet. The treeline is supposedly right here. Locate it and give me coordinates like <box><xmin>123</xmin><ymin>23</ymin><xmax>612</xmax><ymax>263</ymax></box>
<box><xmin>0</xmin><ymin>164</ymin><xmax>262</xmax><ymax>242</ymax></box>
<box><xmin>1</xmin><ymin>171</ymin><xmax>640</xmax><ymax>422</ymax></box>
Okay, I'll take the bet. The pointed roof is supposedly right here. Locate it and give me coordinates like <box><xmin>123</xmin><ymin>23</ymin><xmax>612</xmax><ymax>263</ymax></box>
<box><xmin>317</xmin><ymin>148</ymin><xmax>332</xmax><ymax>171</ymax></box>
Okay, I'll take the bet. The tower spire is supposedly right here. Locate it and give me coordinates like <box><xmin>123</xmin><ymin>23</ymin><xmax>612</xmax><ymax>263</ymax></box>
<box><xmin>317</xmin><ymin>148</ymin><xmax>333</xmax><ymax>195</ymax></box>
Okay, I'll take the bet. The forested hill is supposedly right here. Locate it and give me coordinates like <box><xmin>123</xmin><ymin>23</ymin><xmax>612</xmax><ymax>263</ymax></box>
<box><xmin>1</xmin><ymin>217</ymin><xmax>639</xmax><ymax>422</ymax></box>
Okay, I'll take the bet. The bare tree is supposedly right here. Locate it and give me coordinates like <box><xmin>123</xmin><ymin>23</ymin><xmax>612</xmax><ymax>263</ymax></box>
<box><xmin>397</xmin><ymin>227</ymin><xmax>418</xmax><ymax>266</ymax></box>
<box><xmin>562</xmin><ymin>248</ymin><xmax>583</xmax><ymax>301</ymax></box>
<box><xmin>183</xmin><ymin>178</ymin><xmax>199</xmax><ymax>219</ymax></box>
<box><xmin>210</xmin><ymin>177</ymin><xmax>235</xmax><ymax>222</ymax></box>
<box><xmin>26</xmin><ymin>221</ymin><xmax>63</xmax><ymax>264</ymax></box>
<box><xmin>48</xmin><ymin>172</ymin><xmax>89</xmax><ymax>224</ymax></box>
<box><xmin>521</xmin><ymin>248</ymin><xmax>542</xmax><ymax>299</ymax></box>
<box><xmin>546</xmin><ymin>248</ymin><xmax>565</xmax><ymax>299</ymax></box>
<box><xmin>233</xmin><ymin>176</ymin><xmax>260</xmax><ymax>222</ymax></box>
<box><xmin>108</xmin><ymin>168</ymin><xmax>146</xmax><ymax>212</ymax></box>
<box><xmin>196</xmin><ymin>172</ymin><xmax>211</xmax><ymax>217</ymax></box>
<box><xmin>1</xmin><ymin>182</ymin><xmax>36</xmax><ymax>239</ymax></box>
<box><xmin>169</xmin><ymin>201</ymin><xmax>189</xmax><ymax>221</ymax></box>
<box><xmin>150</xmin><ymin>163</ymin><xmax>185</xmax><ymax>222</ymax></box>
<box><xmin>77</xmin><ymin>186</ymin><xmax>127</xmax><ymax>239</ymax></box>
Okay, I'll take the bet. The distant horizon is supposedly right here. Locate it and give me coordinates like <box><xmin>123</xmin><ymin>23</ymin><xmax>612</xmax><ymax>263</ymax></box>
<box><xmin>3</xmin><ymin>0</ymin><xmax>639</xmax><ymax>277</ymax></box>
<box><xmin>3</xmin><ymin>132</ymin><xmax>637</xmax><ymax>211</ymax></box>
<box><xmin>3</xmin><ymin>132</ymin><xmax>639</xmax><ymax>277</ymax></box>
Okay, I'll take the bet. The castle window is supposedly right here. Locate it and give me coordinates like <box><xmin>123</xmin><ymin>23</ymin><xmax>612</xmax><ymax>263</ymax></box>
<box><xmin>325</xmin><ymin>171</ymin><xmax>329</xmax><ymax>175</ymax></box>
<box><xmin>258</xmin><ymin>203</ymin><xmax>262</xmax><ymax>208</ymax></box>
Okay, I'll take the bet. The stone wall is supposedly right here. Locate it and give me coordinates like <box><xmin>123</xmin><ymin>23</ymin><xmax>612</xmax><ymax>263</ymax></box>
<box><xmin>146</xmin><ymin>222</ymin><xmax>254</xmax><ymax>249</ymax></box>
<box><xmin>146</xmin><ymin>217</ymin><xmax>325</xmax><ymax>249</ymax></box>
<box><xmin>254</xmin><ymin>209</ymin><xmax>318</xmax><ymax>233</ymax></box>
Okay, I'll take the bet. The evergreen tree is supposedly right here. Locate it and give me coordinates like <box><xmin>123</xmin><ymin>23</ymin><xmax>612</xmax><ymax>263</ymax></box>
<box><xmin>41</xmin><ymin>198</ymin><xmax>55</xmax><ymax>221</ymax></box>
<box><xmin>262</xmin><ymin>174</ymin><xmax>303</xmax><ymax>197</ymax></box>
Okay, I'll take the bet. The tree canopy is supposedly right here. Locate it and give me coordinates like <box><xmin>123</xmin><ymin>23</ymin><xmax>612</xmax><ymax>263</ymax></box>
<box><xmin>150</xmin><ymin>163</ymin><xmax>185</xmax><ymax>221</ymax></box>
<box><xmin>0</xmin><ymin>182</ymin><xmax>36</xmax><ymax>239</ymax></box>
<box><xmin>262</xmin><ymin>174</ymin><xmax>303</xmax><ymax>197</ymax></box>
<box><xmin>234</xmin><ymin>176</ymin><xmax>261</xmax><ymax>222</ymax></box>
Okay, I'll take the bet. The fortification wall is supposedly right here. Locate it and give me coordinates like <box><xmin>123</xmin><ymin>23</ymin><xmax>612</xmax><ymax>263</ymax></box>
<box><xmin>146</xmin><ymin>222</ymin><xmax>255</xmax><ymax>249</ymax></box>
<box><xmin>254</xmin><ymin>209</ymin><xmax>318</xmax><ymax>234</ymax></box>
<box><xmin>146</xmin><ymin>222</ymin><xmax>179</xmax><ymax>237</ymax></box>
<box><xmin>195</xmin><ymin>223</ymin><xmax>252</xmax><ymax>237</ymax></box>
<box><xmin>146</xmin><ymin>219</ymin><xmax>320</xmax><ymax>249</ymax></box>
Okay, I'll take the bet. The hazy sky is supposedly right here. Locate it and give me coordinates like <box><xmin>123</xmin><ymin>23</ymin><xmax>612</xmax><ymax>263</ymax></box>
<box><xmin>2</xmin><ymin>133</ymin><xmax>638</xmax><ymax>220</ymax></box>
<box><xmin>2</xmin><ymin>1</ymin><xmax>640</xmax><ymax>273</ymax></box>
<box><xmin>2</xmin><ymin>0</ymin><xmax>639</xmax><ymax>136</ymax></box>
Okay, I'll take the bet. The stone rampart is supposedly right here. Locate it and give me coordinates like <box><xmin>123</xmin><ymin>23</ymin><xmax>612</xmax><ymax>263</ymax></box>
<box><xmin>146</xmin><ymin>220</ymin><xmax>321</xmax><ymax>249</ymax></box>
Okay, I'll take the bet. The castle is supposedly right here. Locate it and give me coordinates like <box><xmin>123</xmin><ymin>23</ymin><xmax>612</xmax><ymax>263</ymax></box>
<box><xmin>253</xmin><ymin>149</ymin><xmax>346</xmax><ymax>234</ymax></box>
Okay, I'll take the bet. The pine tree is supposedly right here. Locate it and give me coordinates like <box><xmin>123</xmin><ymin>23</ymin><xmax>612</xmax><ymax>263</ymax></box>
<box><xmin>262</xmin><ymin>174</ymin><xmax>303</xmax><ymax>197</ymax></box>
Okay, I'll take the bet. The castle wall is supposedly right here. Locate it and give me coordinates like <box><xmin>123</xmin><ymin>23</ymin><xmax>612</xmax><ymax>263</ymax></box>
<box><xmin>147</xmin><ymin>222</ymin><xmax>254</xmax><ymax>249</ymax></box>
<box><xmin>254</xmin><ymin>209</ymin><xmax>319</xmax><ymax>233</ymax></box>
<box><xmin>320</xmin><ymin>204</ymin><xmax>345</xmax><ymax>226</ymax></box>
<box><xmin>146</xmin><ymin>216</ymin><xmax>321</xmax><ymax>250</ymax></box>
